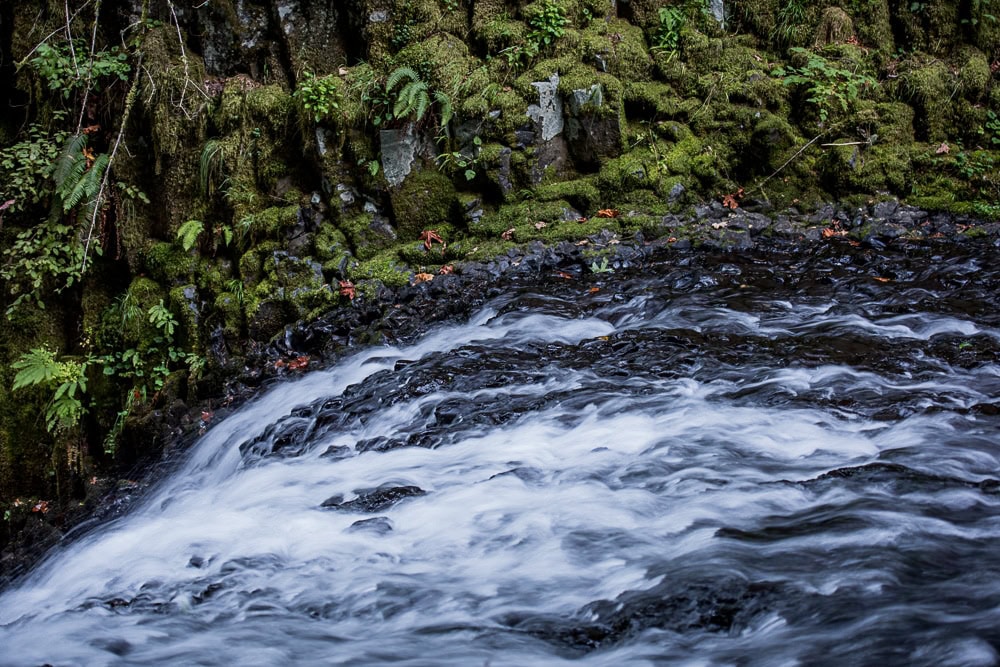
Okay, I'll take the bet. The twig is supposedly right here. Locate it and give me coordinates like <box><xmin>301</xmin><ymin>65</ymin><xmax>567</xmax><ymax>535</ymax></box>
<box><xmin>820</xmin><ymin>141</ymin><xmax>866</xmax><ymax>147</ymax></box>
<box><xmin>752</xmin><ymin>127</ymin><xmax>833</xmax><ymax>194</ymax></box>
<box><xmin>16</xmin><ymin>0</ymin><xmax>94</xmax><ymax>69</ymax></box>
<box><xmin>64</xmin><ymin>0</ymin><xmax>80</xmax><ymax>79</ymax></box>
<box><xmin>76</xmin><ymin>0</ymin><xmax>103</xmax><ymax>133</ymax></box>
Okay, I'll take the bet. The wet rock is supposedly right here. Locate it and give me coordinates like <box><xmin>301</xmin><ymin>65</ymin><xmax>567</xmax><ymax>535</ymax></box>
<box><xmin>381</xmin><ymin>125</ymin><xmax>419</xmax><ymax>187</ymax></box>
<box><xmin>321</xmin><ymin>484</ymin><xmax>427</xmax><ymax>512</ymax></box>
<box><xmin>526</xmin><ymin>73</ymin><xmax>564</xmax><ymax>142</ymax></box>
<box><xmin>346</xmin><ymin>517</ymin><xmax>394</xmax><ymax>534</ymax></box>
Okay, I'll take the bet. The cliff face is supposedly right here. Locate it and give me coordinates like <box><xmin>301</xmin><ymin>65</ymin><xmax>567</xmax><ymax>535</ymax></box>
<box><xmin>0</xmin><ymin>0</ymin><xmax>998</xmax><ymax>558</ymax></box>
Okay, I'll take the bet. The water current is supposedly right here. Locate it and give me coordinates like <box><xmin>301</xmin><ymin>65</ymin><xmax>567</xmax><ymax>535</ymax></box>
<box><xmin>2</xmin><ymin>242</ymin><xmax>1000</xmax><ymax>666</ymax></box>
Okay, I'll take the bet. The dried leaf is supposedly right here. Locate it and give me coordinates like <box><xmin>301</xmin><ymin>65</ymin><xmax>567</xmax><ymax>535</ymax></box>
<box><xmin>722</xmin><ymin>194</ymin><xmax>739</xmax><ymax>209</ymax></box>
<box><xmin>576</xmin><ymin>217</ymin><xmax>588</xmax><ymax>223</ymax></box>
<box><xmin>419</xmin><ymin>229</ymin><xmax>445</xmax><ymax>250</ymax></box>
<box><xmin>81</xmin><ymin>124</ymin><xmax>100</xmax><ymax>135</ymax></box>
<box><xmin>667</xmin><ymin>236</ymin><xmax>677</xmax><ymax>243</ymax></box>
<box><xmin>588</xmin><ymin>287</ymin><xmax>601</xmax><ymax>294</ymax></box>
<box><xmin>534</xmin><ymin>221</ymin><xmax>547</xmax><ymax>230</ymax></box>
<box><xmin>439</xmin><ymin>264</ymin><xmax>454</xmax><ymax>275</ymax></box>
<box><xmin>596</xmin><ymin>208</ymin><xmax>619</xmax><ymax>218</ymax></box>
<box><xmin>556</xmin><ymin>271</ymin><xmax>574</xmax><ymax>280</ymax></box>
<box><xmin>822</xmin><ymin>227</ymin><xmax>846</xmax><ymax>238</ymax></box>
<box><xmin>935</xmin><ymin>142</ymin><xmax>950</xmax><ymax>154</ymax></box>
<box><xmin>338</xmin><ymin>280</ymin><xmax>356</xmax><ymax>300</ymax></box>
<box><xmin>501</xmin><ymin>228</ymin><xmax>515</xmax><ymax>240</ymax></box>
<box><xmin>574</xmin><ymin>239</ymin><xmax>590</xmax><ymax>246</ymax></box>
<box><xmin>873</xmin><ymin>277</ymin><xmax>891</xmax><ymax>283</ymax></box>
<box><xmin>413</xmin><ymin>272</ymin><xmax>435</xmax><ymax>284</ymax></box>
<box><xmin>288</xmin><ymin>355</ymin><xmax>310</xmax><ymax>370</ymax></box>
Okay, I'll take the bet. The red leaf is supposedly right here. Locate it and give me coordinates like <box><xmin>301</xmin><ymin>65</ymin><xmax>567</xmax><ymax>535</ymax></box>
<box><xmin>338</xmin><ymin>280</ymin><xmax>356</xmax><ymax>300</ymax></box>
<box><xmin>596</xmin><ymin>208</ymin><xmax>619</xmax><ymax>218</ymax></box>
<box><xmin>288</xmin><ymin>355</ymin><xmax>310</xmax><ymax>370</ymax></box>
<box><xmin>419</xmin><ymin>229</ymin><xmax>445</xmax><ymax>250</ymax></box>
<box><xmin>438</xmin><ymin>264</ymin><xmax>454</xmax><ymax>275</ymax></box>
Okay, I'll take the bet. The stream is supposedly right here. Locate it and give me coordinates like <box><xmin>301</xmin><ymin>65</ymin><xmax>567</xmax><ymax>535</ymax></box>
<box><xmin>2</xmin><ymin>241</ymin><xmax>1000</xmax><ymax>666</ymax></box>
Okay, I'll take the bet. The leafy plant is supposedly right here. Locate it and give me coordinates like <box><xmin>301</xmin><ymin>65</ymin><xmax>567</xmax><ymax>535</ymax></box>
<box><xmin>29</xmin><ymin>39</ymin><xmax>130</xmax><ymax>100</ymax></box>
<box><xmin>386</xmin><ymin>67</ymin><xmax>454</xmax><ymax>130</ymax></box>
<box><xmin>773</xmin><ymin>48</ymin><xmax>877</xmax><ymax>123</ymax></box>
<box><xmin>295</xmin><ymin>71</ymin><xmax>341</xmax><ymax>123</ymax></box>
<box><xmin>652</xmin><ymin>6</ymin><xmax>686</xmax><ymax>57</ymax></box>
<box><xmin>0</xmin><ymin>119</ymin><xmax>68</xmax><ymax>215</ymax></box>
<box><xmin>436</xmin><ymin>136</ymin><xmax>482</xmax><ymax>181</ymax></box>
<box><xmin>985</xmin><ymin>111</ymin><xmax>1000</xmax><ymax>146</ymax></box>
<box><xmin>12</xmin><ymin>348</ymin><xmax>89</xmax><ymax>433</ymax></box>
<box><xmin>176</xmin><ymin>219</ymin><xmax>205</xmax><ymax>251</ymax></box>
<box><xmin>590</xmin><ymin>257</ymin><xmax>614</xmax><ymax>273</ymax></box>
<box><xmin>771</xmin><ymin>0</ymin><xmax>807</xmax><ymax>47</ymax></box>
<box><xmin>1</xmin><ymin>219</ymin><xmax>87</xmax><ymax>316</ymax></box>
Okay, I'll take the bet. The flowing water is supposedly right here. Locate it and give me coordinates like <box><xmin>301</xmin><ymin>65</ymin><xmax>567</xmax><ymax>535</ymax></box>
<box><xmin>2</xmin><ymin>242</ymin><xmax>1000</xmax><ymax>666</ymax></box>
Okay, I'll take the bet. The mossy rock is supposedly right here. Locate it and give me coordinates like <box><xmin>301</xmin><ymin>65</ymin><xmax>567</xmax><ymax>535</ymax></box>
<box><xmin>347</xmin><ymin>249</ymin><xmax>413</xmax><ymax>288</ymax></box>
<box><xmin>896</xmin><ymin>57</ymin><xmax>956</xmax><ymax>142</ymax></box>
<box><xmin>339</xmin><ymin>211</ymin><xmax>398</xmax><ymax>261</ymax></box>
<box><xmin>389</xmin><ymin>168</ymin><xmax>459</xmax><ymax>240</ymax></box>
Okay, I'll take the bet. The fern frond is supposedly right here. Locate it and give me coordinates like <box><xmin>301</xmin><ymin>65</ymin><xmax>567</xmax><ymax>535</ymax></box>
<box><xmin>435</xmin><ymin>90</ymin><xmax>453</xmax><ymax>129</ymax></box>
<box><xmin>64</xmin><ymin>153</ymin><xmax>108</xmax><ymax>213</ymax></box>
<box><xmin>386</xmin><ymin>66</ymin><xmax>419</xmax><ymax>92</ymax></box>
<box><xmin>52</xmin><ymin>134</ymin><xmax>88</xmax><ymax>190</ymax></box>
<box><xmin>12</xmin><ymin>348</ymin><xmax>60</xmax><ymax>390</ymax></box>
<box><xmin>414</xmin><ymin>89</ymin><xmax>430</xmax><ymax>122</ymax></box>
<box><xmin>176</xmin><ymin>219</ymin><xmax>205</xmax><ymax>251</ymax></box>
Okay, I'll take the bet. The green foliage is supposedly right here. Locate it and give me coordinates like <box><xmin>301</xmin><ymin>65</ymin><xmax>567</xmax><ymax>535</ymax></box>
<box><xmin>771</xmin><ymin>0</ymin><xmax>807</xmax><ymax>47</ymax></box>
<box><xmin>590</xmin><ymin>257</ymin><xmax>614</xmax><ymax>273</ymax></box>
<box><xmin>294</xmin><ymin>71</ymin><xmax>341</xmax><ymax>123</ymax></box>
<box><xmin>53</xmin><ymin>134</ymin><xmax>108</xmax><ymax>217</ymax></box>
<box><xmin>0</xmin><ymin>119</ymin><xmax>68</xmax><ymax>214</ymax></box>
<box><xmin>11</xmin><ymin>348</ymin><xmax>89</xmax><ymax>433</ymax></box>
<box><xmin>176</xmin><ymin>220</ymin><xmax>205</xmax><ymax>251</ymax></box>
<box><xmin>1</xmin><ymin>219</ymin><xmax>87</xmax><ymax>316</ymax></box>
<box><xmin>652</xmin><ymin>7</ymin><xmax>686</xmax><ymax>57</ymax></box>
<box><xmin>199</xmin><ymin>139</ymin><xmax>226</xmax><ymax>196</ymax></box>
<box><xmin>773</xmin><ymin>48</ymin><xmax>878</xmax><ymax>123</ymax></box>
<box><xmin>437</xmin><ymin>136</ymin><xmax>482</xmax><ymax>181</ymax></box>
<box><xmin>985</xmin><ymin>111</ymin><xmax>1000</xmax><ymax>146</ymax></box>
<box><xmin>503</xmin><ymin>0</ymin><xmax>569</xmax><ymax>68</ymax></box>
<box><xmin>29</xmin><ymin>39</ymin><xmax>130</xmax><ymax>100</ymax></box>
<box><xmin>386</xmin><ymin>67</ymin><xmax>453</xmax><ymax>130</ymax></box>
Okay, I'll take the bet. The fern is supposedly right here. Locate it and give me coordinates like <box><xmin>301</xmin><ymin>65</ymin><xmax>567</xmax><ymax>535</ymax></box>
<box><xmin>199</xmin><ymin>139</ymin><xmax>225</xmax><ymax>196</ymax></box>
<box><xmin>386</xmin><ymin>66</ymin><xmax>420</xmax><ymax>92</ymax></box>
<box><xmin>11</xmin><ymin>348</ymin><xmax>60</xmax><ymax>391</ymax></box>
<box><xmin>52</xmin><ymin>134</ymin><xmax>88</xmax><ymax>193</ymax></box>
<box><xmin>176</xmin><ymin>219</ymin><xmax>205</xmax><ymax>251</ymax></box>
<box><xmin>434</xmin><ymin>90</ymin><xmax>453</xmax><ymax>129</ymax></box>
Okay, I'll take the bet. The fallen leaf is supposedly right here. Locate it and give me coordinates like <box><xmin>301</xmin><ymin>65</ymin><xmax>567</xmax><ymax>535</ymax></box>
<box><xmin>413</xmin><ymin>272</ymin><xmax>435</xmax><ymax>284</ymax></box>
<box><xmin>711</xmin><ymin>221</ymin><xmax>728</xmax><ymax>229</ymax></box>
<box><xmin>288</xmin><ymin>355</ymin><xmax>310</xmax><ymax>370</ymax></box>
<box><xmin>935</xmin><ymin>142</ymin><xmax>950</xmax><ymax>154</ymax></box>
<box><xmin>588</xmin><ymin>287</ymin><xmax>601</xmax><ymax>294</ymax></box>
<box><xmin>873</xmin><ymin>277</ymin><xmax>891</xmax><ymax>283</ymax></box>
<box><xmin>32</xmin><ymin>501</ymin><xmax>49</xmax><ymax>514</ymax></box>
<box><xmin>667</xmin><ymin>236</ymin><xmax>677</xmax><ymax>243</ymax></box>
<box><xmin>596</xmin><ymin>208</ymin><xmax>619</xmax><ymax>218</ymax></box>
<box><xmin>822</xmin><ymin>227</ymin><xmax>846</xmax><ymax>238</ymax></box>
<box><xmin>81</xmin><ymin>124</ymin><xmax>100</xmax><ymax>135</ymax></box>
<box><xmin>576</xmin><ymin>217</ymin><xmax>588</xmax><ymax>223</ymax></box>
<box><xmin>83</xmin><ymin>147</ymin><xmax>96</xmax><ymax>168</ymax></box>
<box><xmin>200</xmin><ymin>410</ymin><xmax>213</xmax><ymax>423</ymax></box>
<box><xmin>438</xmin><ymin>264</ymin><xmax>454</xmax><ymax>275</ymax></box>
<box><xmin>534</xmin><ymin>221</ymin><xmax>547</xmax><ymax>230</ymax></box>
<box><xmin>338</xmin><ymin>280</ymin><xmax>356</xmax><ymax>300</ymax></box>
<box><xmin>574</xmin><ymin>239</ymin><xmax>590</xmax><ymax>246</ymax></box>
<box><xmin>556</xmin><ymin>271</ymin><xmax>574</xmax><ymax>280</ymax></box>
<box><xmin>419</xmin><ymin>229</ymin><xmax>445</xmax><ymax>250</ymax></box>
<box><xmin>501</xmin><ymin>228</ymin><xmax>515</xmax><ymax>240</ymax></box>
<box><xmin>338</xmin><ymin>66</ymin><xmax>349</xmax><ymax>76</ymax></box>
<box><xmin>274</xmin><ymin>359</ymin><xmax>286</xmax><ymax>368</ymax></box>
<box><xmin>722</xmin><ymin>193</ymin><xmax>739</xmax><ymax>209</ymax></box>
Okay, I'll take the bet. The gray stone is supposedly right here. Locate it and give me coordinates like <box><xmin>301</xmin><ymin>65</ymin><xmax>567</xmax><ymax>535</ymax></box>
<box><xmin>526</xmin><ymin>73</ymin><xmax>564</xmax><ymax>142</ymax></box>
<box><xmin>709</xmin><ymin>0</ymin><xmax>725</xmax><ymax>28</ymax></box>
<box><xmin>380</xmin><ymin>125</ymin><xmax>419</xmax><ymax>187</ymax></box>
<box><xmin>668</xmin><ymin>182</ymin><xmax>686</xmax><ymax>202</ymax></box>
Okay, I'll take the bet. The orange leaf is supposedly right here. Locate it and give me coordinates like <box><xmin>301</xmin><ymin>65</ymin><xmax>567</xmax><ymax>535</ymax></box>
<box><xmin>288</xmin><ymin>355</ymin><xmax>310</xmax><ymax>370</ymax></box>
<box><xmin>576</xmin><ymin>217</ymin><xmax>588</xmax><ymax>223</ymax></box>
<box><xmin>501</xmin><ymin>228</ymin><xmax>515</xmax><ymax>240</ymax></box>
<box><xmin>722</xmin><ymin>194</ymin><xmax>739</xmax><ymax>209</ymax></box>
<box><xmin>419</xmin><ymin>229</ymin><xmax>445</xmax><ymax>250</ymax></box>
<box><xmin>667</xmin><ymin>236</ymin><xmax>678</xmax><ymax>243</ymax></box>
<box><xmin>873</xmin><ymin>277</ymin><xmax>891</xmax><ymax>283</ymax></box>
<box><xmin>338</xmin><ymin>280</ymin><xmax>356</xmax><ymax>300</ymax></box>
<box><xmin>438</xmin><ymin>264</ymin><xmax>454</xmax><ymax>275</ymax></box>
<box><xmin>588</xmin><ymin>287</ymin><xmax>601</xmax><ymax>294</ymax></box>
<box><xmin>596</xmin><ymin>208</ymin><xmax>619</xmax><ymax>218</ymax></box>
<box><xmin>413</xmin><ymin>272</ymin><xmax>435</xmax><ymax>284</ymax></box>
<box><xmin>556</xmin><ymin>271</ymin><xmax>573</xmax><ymax>280</ymax></box>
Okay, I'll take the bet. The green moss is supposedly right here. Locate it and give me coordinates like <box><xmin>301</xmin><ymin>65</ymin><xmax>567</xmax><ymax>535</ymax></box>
<box><xmin>389</xmin><ymin>168</ymin><xmax>458</xmax><ymax>239</ymax></box>
<box><xmin>535</xmin><ymin>178</ymin><xmax>601</xmax><ymax>211</ymax></box>
<box><xmin>348</xmin><ymin>249</ymin><xmax>413</xmax><ymax>288</ymax></box>
<box><xmin>339</xmin><ymin>212</ymin><xmax>398</xmax><ymax>261</ymax></box>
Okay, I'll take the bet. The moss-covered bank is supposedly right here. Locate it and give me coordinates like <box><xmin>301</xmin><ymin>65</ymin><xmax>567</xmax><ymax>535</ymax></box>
<box><xmin>1</xmin><ymin>0</ymin><xmax>1000</xmax><ymax>569</ymax></box>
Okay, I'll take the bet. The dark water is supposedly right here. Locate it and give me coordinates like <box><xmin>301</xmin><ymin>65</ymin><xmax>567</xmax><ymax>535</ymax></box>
<box><xmin>2</xmin><ymin>241</ymin><xmax>1000</xmax><ymax>666</ymax></box>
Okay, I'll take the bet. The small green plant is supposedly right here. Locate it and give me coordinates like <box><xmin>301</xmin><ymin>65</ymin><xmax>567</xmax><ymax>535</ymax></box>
<box><xmin>503</xmin><ymin>0</ymin><xmax>569</xmax><ymax>68</ymax></box>
<box><xmin>985</xmin><ymin>111</ymin><xmax>1000</xmax><ymax>146</ymax></box>
<box><xmin>385</xmin><ymin>67</ymin><xmax>454</xmax><ymax>130</ymax></box>
<box><xmin>176</xmin><ymin>219</ymin><xmax>205</xmax><ymax>251</ymax></box>
<box><xmin>590</xmin><ymin>257</ymin><xmax>614</xmax><ymax>273</ymax></box>
<box><xmin>29</xmin><ymin>39</ymin><xmax>130</xmax><ymax>100</ymax></box>
<box><xmin>12</xmin><ymin>347</ymin><xmax>89</xmax><ymax>433</ymax></box>
<box><xmin>295</xmin><ymin>71</ymin><xmax>341</xmax><ymax>123</ymax></box>
<box><xmin>773</xmin><ymin>48</ymin><xmax>877</xmax><ymax>123</ymax></box>
<box><xmin>652</xmin><ymin>6</ymin><xmax>686</xmax><ymax>57</ymax></box>
<box><xmin>771</xmin><ymin>0</ymin><xmax>807</xmax><ymax>46</ymax></box>
<box><xmin>436</xmin><ymin>136</ymin><xmax>482</xmax><ymax>181</ymax></box>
